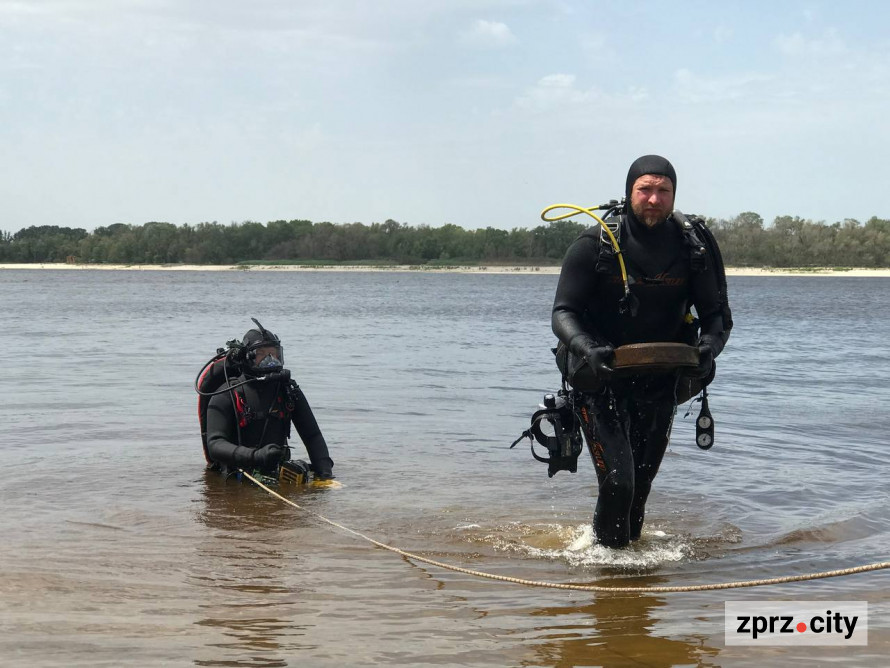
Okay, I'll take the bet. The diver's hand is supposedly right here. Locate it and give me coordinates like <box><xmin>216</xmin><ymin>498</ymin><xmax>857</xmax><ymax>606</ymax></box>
<box><xmin>688</xmin><ymin>343</ymin><xmax>715</xmax><ymax>379</ymax></box>
<box><xmin>579</xmin><ymin>343</ymin><xmax>615</xmax><ymax>379</ymax></box>
<box><xmin>251</xmin><ymin>443</ymin><xmax>287</xmax><ymax>471</ymax></box>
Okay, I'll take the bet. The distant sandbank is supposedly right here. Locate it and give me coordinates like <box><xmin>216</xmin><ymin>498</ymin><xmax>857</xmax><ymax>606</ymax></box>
<box><xmin>2</xmin><ymin>263</ymin><xmax>890</xmax><ymax>277</ymax></box>
<box><xmin>0</xmin><ymin>262</ymin><xmax>560</xmax><ymax>274</ymax></box>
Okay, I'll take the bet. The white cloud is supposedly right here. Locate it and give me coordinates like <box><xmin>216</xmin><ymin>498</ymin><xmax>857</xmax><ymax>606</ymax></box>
<box><xmin>512</xmin><ymin>72</ymin><xmax>650</xmax><ymax>118</ymax></box>
<box><xmin>672</xmin><ymin>67</ymin><xmax>775</xmax><ymax>104</ymax></box>
<box><xmin>579</xmin><ymin>34</ymin><xmax>605</xmax><ymax>52</ymax></box>
<box><xmin>0</xmin><ymin>2</ymin><xmax>45</xmax><ymax>17</ymax></box>
<box><xmin>539</xmin><ymin>73</ymin><xmax>575</xmax><ymax>88</ymax></box>
<box><xmin>774</xmin><ymin>32</ymin><xmax>806</xmax><ymax>55</ymax></box>
<box><xmin>774</xmin><ymin>28</ymin><xmax>845</xmax><ymax>56</ymax></box>
<box><xmin>713</xmin><ymin>24</ymin><xmax>733</xmax><ymax>44</ymax></box>
<box><xmin>461</xmin><ymin>19</ymin><xmax>518</xmax><ymax>48</ymax></box>
<box><xmin>626</xmin><ymin>85</ymin><xmax>648</xmax><ymax>103</ymax></box>
<box><xmin>514</xmin><ymin>73</ymin><xmax>592</xmax><ymax>111</ymax></box>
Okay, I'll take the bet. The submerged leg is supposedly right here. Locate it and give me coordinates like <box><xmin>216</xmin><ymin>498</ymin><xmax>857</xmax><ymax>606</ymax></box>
<box><xmin>577</xmin><ymin>392</ymin><xmax>635</xmax><ymax>548</ymax></box>
<box><xmin>627</xmin><ymin>398</ymin><xmax>676</xmax><ymax>541</ymax></box>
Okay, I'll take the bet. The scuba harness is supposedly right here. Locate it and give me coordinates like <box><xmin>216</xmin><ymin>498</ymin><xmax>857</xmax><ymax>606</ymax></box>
<box><xmin>579</xmin><ymin>200</ymin><xmax>711</xmax><ymax>286</ymax></box>
<box><xmin>512</xmin><ymin>200</ymin><xmax>728</xmax><ymax>476</ymax></box>
<box><xmin>230</xmin><ymin>378</ymin><xmax>297</xmax><ymax>429</ymax></box>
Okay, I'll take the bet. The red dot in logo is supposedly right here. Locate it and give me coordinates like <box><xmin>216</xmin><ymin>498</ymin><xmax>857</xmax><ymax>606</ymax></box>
<box><xmin>797</xmin><ymin>622</ymin><xmax>807</xmax><ymax>633</ymax></box>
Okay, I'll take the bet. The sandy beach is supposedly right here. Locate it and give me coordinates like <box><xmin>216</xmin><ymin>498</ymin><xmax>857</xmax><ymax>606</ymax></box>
<box><xmin>0</xmin><ymin>262</ymin><xmax>561</xmax><ymax>274</ymax></box>
<box><xmin>2</xmin><ymin>263</ymin><xmax>890</xmax><ymax>276</ymax></box>
<box><xmin>725</xmin><ymin>267</ymin><xmax>890</xmax><ymax>277</ymax></box>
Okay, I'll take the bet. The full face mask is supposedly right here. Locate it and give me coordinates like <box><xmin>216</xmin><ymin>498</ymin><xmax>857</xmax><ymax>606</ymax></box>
<box><xmin>241</xmin><ymin>319</ymin><xmax>285</xmax><ymax>376</ymax></box>
<box><xmin>249</xmin><ymin>343</ymin><xmax>284</xmax><ymax>374</ymax></box>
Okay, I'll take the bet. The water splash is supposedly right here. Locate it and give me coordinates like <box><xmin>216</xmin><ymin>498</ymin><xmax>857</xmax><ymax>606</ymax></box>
<box><xmin>525</xmin><ymin>523</ymin><xmax>692</xmax><ymax>569</ymax></box>
<box><xmin>467</xmin><ymin>521</ymin><xmax>694</xmax><ymax>570</ymax></box>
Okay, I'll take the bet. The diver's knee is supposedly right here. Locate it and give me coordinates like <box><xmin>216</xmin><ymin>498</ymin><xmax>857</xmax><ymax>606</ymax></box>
<box><xmin>599</xmin><ymin>470</ymin><xmax>633</xmax><ymax>505</ymax></box>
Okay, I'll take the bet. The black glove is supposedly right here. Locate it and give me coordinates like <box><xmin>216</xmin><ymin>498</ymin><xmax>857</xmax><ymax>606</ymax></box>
<box><xmin>688</xmin><ymin>341</ymin><xmax>716</xmax><ymax>379</ymax></box>
<box><xmin>577</xmin><ymin>342</ymin><xmax>615</xmax><ymax>379</ymax></box>
<box><xmin>251</xmin><ymin>443</ymin><xmax>287</xmax><ymax>471</ymax></box>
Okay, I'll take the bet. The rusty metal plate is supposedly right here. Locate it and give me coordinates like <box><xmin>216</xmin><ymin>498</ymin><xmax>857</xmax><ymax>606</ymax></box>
<box><xmin>612</xmin><ymin>343</ymin><xmax>699</xmax><ymax>372</ymax></box>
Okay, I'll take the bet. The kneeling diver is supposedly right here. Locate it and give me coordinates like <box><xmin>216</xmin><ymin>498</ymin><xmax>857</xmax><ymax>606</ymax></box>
<box><xmin>197</xmin><ymin>319</ymin><xmax>334</xmax><ymax>481</ymax></box>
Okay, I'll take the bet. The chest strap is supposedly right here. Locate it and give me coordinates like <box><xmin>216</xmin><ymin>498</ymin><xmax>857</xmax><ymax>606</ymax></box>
<box><xmin>233</xmin><ymin>389</ymin><xmax>292</xmax><ymax>427</ymax></box>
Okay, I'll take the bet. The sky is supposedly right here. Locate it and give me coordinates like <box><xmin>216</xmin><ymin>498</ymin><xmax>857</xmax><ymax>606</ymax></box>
<box><xmin>1</xmin><ymin>0</ymin><xmax>888</xmax><ymax>234</ymax></box>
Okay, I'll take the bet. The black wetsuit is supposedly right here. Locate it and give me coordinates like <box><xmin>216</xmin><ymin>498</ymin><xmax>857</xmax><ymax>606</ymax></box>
<box><xmin>206</xmin><ymin>374</ymin><xmax>334</xmax><ymax>478</ymax></box>
<box><xmin>552</xmin><ymin>212</ymin><xmax>731</xmax><ymax>547</ymax></box>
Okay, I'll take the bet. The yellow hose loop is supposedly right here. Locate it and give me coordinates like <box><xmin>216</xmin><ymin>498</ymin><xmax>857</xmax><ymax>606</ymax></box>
<box><xmin>541</xmin><ymin>203</ymin><xmax>629</xmax><ymax>290</ymax></box>
<box><xmin>241</xmin><ymin>471</ymin><xmax>889</xmax><ymax>594</ymax></box>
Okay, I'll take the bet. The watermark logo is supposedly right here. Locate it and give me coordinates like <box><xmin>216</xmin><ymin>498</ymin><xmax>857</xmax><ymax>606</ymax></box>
<box><xmin>725</xmin><ymin>601</ymin><xmax>868</xmax><ymax>646</ymax></box>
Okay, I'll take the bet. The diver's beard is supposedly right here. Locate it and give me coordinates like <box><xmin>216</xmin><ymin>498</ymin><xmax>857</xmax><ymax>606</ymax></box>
<box><xmin>640</xmin><ymin>213</ymin><xmax>668</xmax><ymax>228</ymax></box>
<box><xmin>632</xmin><ymin>204</ymin><xmax>670</xmax><ymax>228</ymax></box>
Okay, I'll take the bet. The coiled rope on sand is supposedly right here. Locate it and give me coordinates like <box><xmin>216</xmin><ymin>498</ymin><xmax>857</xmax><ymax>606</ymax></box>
<box><xmin>242</xmin><ymin>471</ymin><xmax>888</xmax><ymax>593</ymax></box>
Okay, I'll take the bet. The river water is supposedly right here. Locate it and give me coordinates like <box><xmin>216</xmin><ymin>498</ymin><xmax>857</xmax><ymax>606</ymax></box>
<box><xmin>1</xmin><ymin>268</ymin><xmax>888</xmax><ymax>667</ymax></box>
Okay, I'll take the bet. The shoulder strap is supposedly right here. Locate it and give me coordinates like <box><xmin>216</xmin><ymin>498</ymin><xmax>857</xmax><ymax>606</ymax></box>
<box><xmin>697</xmin><ymin>217</ymin><xmax>733</xmax><ymax>332</ymax></box>
<box><xmin>577</xmin><ymin>214</ymin><xmax>623</xmax><ymax>274</ymax></box>
<box><xmin>675</xmin><ymin>211</ymin><xmax>733</xmax><ymax>332</ymax></box>
<box><xmin>598</xmin><ymin>214</ymin><xmax>622</xmax><ymax>255</ymax></box>
<box><xmin>284</xmin><ymin>379</ymin><xmax>303</xmax><ymax>411</ymax></box>
<box><xmin>671</xmin><ymin>210</ymin><xmax>708</xmax><ymax>272</ymax></box>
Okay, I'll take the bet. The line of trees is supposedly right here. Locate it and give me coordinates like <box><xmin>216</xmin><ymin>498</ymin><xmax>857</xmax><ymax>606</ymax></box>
<box><xmin>711</xmin><ymin>213</ymin><xmax>890</xmax><ymax>268</ymax></box>
<box><xmin>1</xmin><ymin>213</ymin><xmax>888</xmax><ymax>267</ymax></box>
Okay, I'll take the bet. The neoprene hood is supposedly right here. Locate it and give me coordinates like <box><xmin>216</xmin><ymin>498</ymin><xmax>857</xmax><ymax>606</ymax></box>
<box><xmin>625</xmin><ymin>155</ymin><xmax>677</xmax><ymax>199</ymax></box>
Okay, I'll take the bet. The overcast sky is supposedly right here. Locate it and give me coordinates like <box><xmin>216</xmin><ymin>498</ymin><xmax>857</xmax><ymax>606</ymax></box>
<box><xmin>1</xmin><ymin>0</ymin><xmax>888</xmax><ymax>234</ymax></box>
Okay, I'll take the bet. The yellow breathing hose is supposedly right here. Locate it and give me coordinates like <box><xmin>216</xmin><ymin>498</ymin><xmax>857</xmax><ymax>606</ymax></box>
<box><xmin>541</xmin><ymin>203</ymin><xmax>629</xmax><ymax>292</ymax></box>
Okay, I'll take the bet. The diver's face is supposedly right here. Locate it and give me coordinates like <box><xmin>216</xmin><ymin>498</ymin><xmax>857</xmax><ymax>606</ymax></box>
<box><xmin>630</xmin><ymin>174</ymin><xmax>674</xmax><ymax>228</ymax></box>
<box><xmin>254</xmin><ymin>345</ymin><xmax>280</xmax><ymax>361</ymax></box>
<box><xmin>252</xmin><ymin>344</ymin><xmax>283</xmax><ymax>370</ymax></box>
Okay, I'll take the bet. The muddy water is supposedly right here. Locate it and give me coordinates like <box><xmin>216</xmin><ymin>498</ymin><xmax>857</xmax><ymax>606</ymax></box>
<box><xmin>1</xmin><ymin>269</ymin><xmax>887</xmax><ymax>666</ymax></box>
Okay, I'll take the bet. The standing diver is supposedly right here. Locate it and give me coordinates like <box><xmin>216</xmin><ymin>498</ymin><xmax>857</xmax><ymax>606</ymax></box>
<box><xmin>551</xmin><ymin>155</ymin><xmax>732</xmax><ymax>548</ymax></box>
<box><xmin>197</xmin><ymin>319</ymin><xmax>334</xmax><ymax>481</ymax></box>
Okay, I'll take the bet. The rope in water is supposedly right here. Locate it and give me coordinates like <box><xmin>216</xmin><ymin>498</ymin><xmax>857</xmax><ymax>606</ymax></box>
<box><xmin>242</xmin><ymin>471</ymin><xmax>889</xmax><ymax>593</ymax></box>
